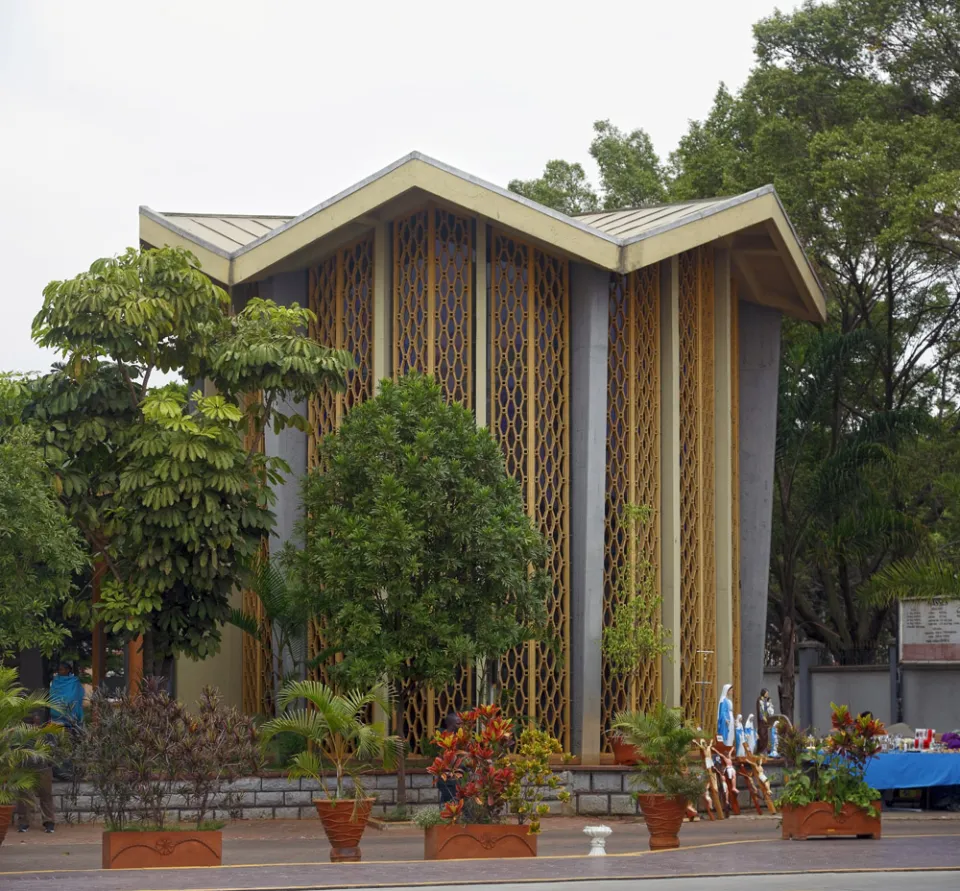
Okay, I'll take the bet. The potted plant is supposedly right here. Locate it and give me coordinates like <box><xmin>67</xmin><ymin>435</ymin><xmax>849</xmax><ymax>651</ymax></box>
<box><xmin>424</xmin><ymin>704</ymin><xmax>569</xmax><ymax>860</ymax></box>
<box><xmin>602</xmin><ymin>504</ymin><xmax>672</xmax><ymax>764</ymax></box>
<box><xmin>0</xmin><ymin>668</ymin><xmax>61</xmax><ymax>846</ymax></box>
<box><xmin>70</xmin><ymin>680</ymin><xmax>261</xmax><ymax>868</ymax></box>
<box><xmin>779</xmin><ymin>703</ymin><xmax>883</xmax><ymax>840</ymax></box>
<box><xmin>611</xmin><ymin>704</ymin><xmax>704</xmax><ymax>850</ymax></box>
<box><xmin>259</xmin><ymin>679</ymin><xmax>398</xmax><ymax>863</ymax></box>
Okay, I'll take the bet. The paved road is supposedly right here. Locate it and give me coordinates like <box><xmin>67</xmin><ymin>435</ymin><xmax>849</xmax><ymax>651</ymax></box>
<box><xmin>366</xmin><ymin>875</ymin><xmax>960</xmax><ymax>891</ymax></box>
<box><xmin>2</xmin><ymin>831</ymin><xmax>958</xmax><ymax>891</ymax></box>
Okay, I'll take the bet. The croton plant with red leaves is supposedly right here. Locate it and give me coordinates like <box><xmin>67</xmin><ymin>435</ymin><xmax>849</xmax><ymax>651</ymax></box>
<box><xmin>427</xmin><ymin>704</ymin><xmax>517</xmax><ymax>825</ymax></box>
<box><xmin>826</xmin><ymin>703</ymin><xmax>885</xmax><ymax>770</ymax></box>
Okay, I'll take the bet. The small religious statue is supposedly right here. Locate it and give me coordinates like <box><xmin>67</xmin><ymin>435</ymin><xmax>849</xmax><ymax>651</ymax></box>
<box><xmin>745</xmin><ymin>714</ymin><xmax>757</xmax><ymax>754</ymax></box>
<box><xmin>755</xmin><ymin>688</ymin><xmax>776</xmax><ymax>755</ymax></box>
<box><xmin>735</xmin><ymin>714</ymin><xmax>746</xmax><ymax>757</ymax></box>
<box><xmin>717</xmin><ymin>683</ymin><xmax>735</xmax><ymax>747</ymax></box>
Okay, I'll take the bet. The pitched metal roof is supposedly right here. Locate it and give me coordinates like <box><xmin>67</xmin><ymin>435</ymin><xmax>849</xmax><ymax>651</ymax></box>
<box><xmin>576</xmin><ymin>197</ymin><xmax>734</xmax><ymax>240</ymax></box>
<box><xmin>157</xmin><ymin>214</ymin><xmax>293</xmax><ymax>253</ymax></box>
<box><xmin>139</xmin><ymin>151</ymin><xmax>826</xmax><ymax>322</ymax></box>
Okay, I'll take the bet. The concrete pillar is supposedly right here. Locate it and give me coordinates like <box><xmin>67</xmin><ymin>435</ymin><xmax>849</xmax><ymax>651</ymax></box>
<box><xmin>262</xmin><ymin>272</ymin><xmax>310</xmax><ymax>679</ymax></box>
<box><xmin>569</xmin><ymin>262</ymin><xmax>609</xmax><ymax>763</ymax></box>
<box><xmin>796</xmin><ymin>640</ymin><xmax>822</xmax><ymax>729</ymax></box>
<box><xmin>738</xmin><ymin>302</ymin><xmax>781</xmax><ymax>708</ymax></box>
<box><xmin>660</xmin><ymin>258</ymin><xmax>682</xmax><ymax>708</ymax></box>
<box><xmin>713</xmin><ymin>251</ymin><xmax>734</xmax><ymax>695</ymax></box>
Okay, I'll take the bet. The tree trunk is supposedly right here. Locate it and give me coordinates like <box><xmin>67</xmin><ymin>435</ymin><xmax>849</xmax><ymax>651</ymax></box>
<box><xmin>142</xmin><ymin>631</ymin><xmax>155</xmax><ymax>679</ymax></box>
<box><xmin>396</xmin><ymin>681</ymin><xmax>409</xmax><ymax>811</ymax></box>
<box><xmin>779</xmin><ymin>614</ymin><xmax>797</xmax><ymax>723</ymax></box>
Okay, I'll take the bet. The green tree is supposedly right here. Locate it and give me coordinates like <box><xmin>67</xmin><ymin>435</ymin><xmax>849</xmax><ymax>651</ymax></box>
<box><xmin>293</xmin><ymin>373</ymin><xmax>550</xmax><ymax>808</ymax></box>
<box><xmin>508</xmin><ymin>160</ymin><xmax>599</xmax><ymax>215</ymax></box>
<box><xmin>589</xmin><ymin>120</ymin><xmax>667</xmax><ymax>208</ymax></box>
<box><xmin>0</xmin><ymin>408</ymin><xmax>86</xmax><ymax>657</ymax></box>
<box><xmin>24</xmin><ymin>246</ymin><xmax>352</xmax><ymax>676</ymax></box>
<box><xmin>667</xmin><ymin>0</ymin><xmax>960</xmax><ymax>714</ymax></box>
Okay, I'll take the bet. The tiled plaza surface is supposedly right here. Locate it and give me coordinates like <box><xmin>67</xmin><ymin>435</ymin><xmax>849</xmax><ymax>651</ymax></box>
<box><xmin>1</xmin><ymin>814</ymin><xmax>958</xmax><ymax>890</ymax></box>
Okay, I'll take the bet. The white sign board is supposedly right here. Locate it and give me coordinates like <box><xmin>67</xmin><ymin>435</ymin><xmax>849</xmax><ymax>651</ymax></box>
<box><xmin>899</xmin><ymin>599</ymin><xmax>960</xmax><ymax>663</ymax></box>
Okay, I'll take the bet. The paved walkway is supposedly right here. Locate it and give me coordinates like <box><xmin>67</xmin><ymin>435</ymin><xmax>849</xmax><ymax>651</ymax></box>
<box><xmin>1</xmin><ymin>813</ymin><xmax>958</xmax><ymax>890</ymax></box>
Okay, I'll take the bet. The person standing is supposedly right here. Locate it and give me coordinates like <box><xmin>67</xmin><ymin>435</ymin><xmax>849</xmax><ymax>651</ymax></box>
<box><xmin>49</xmin><ymin>662</ymin><xmax>84</xmax><ymax>729</ymax></box>
<box><xmin>15</xmin><ymin>713</ymin><xmax>56</xmax><ymax>834</ymax></box>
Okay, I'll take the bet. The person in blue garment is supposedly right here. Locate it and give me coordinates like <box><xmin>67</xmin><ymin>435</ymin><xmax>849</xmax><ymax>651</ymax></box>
<box><xmin>49</xmin><ymin>662</ymin><xmax>85</xmax><ymax>730</ymax></box>
<box><xmin>717</xmin><ymin>683</ymin><xmax>735</xmax><ymax>747</ymax></box>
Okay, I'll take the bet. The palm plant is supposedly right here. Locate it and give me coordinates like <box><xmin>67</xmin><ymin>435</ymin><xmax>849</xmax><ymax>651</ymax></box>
<box><xmin>259</xmin><ymin>680</ymin><xmax>399</xmax><ymax>801</ymax></box>
<box><xmin>0</xmin><ymin>668</ymin><xmax>62</xmax><ymax>805</ymax></box>
<box><xmin>229</xmin><ymin>552</ymin><xmax>312</xmax><ymax>715</ymax></box>
<box><xmin>611</xmin><ymin>703</ymin><xmax>704</xmax><ymax>801</ymax></box>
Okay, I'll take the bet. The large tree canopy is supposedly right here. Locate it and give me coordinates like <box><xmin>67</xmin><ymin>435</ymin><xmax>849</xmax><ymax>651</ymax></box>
<box><xmin>23</xmin><ymin>246</ymin><xmax>352</xmax><ymax>675</ymax></box>
<box><xmin>0</xmin><ymin>381</ymin><xmax>86</xmax><ymax>657</ymax></box>
<box><xmin>293</xmin><ymin>373</ymin><xmax>550</xmax><ymax>806</ymax></box>
<box><xmin>510</xmin><ymin>0</ymin><xmax>960</xmax><ymax>717</ymax></box>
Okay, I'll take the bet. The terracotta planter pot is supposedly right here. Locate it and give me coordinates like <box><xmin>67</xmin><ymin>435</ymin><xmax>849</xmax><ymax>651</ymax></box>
<box><xmin>611</xmin><ymin>738</ymin><xmax>641</xmax><ymax>766</ymax></box>
<box><xmin>424</xmin><ymin>823</ymin><xmax>537</xmax><ymax>860</ymax></box>
<box><xmin>101</xmin><ymin>830</ymin><xmax>222</xmax><ymax>868</ymax></box>
<box><xmin>0</xmin><ymin>805</ymin><xmax>13</xmax><ymax>847</ymax></box>
<box><xmin>781</xmin><ymin>801</ymin><xmax>882</xmax><ymax>840</ymax></box>
<box><xmin>636</xmin><ymin>794</ymin><xmax>688</xmax><ymax>850</ymax></box>
<box><xmin>314</xmin><ymin>798</ymin><xmax>374</xmax><ymax>862</ymax></box>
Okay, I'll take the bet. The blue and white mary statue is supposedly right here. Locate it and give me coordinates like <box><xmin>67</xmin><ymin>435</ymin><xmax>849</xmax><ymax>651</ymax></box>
<box><xmin>717</xmin><ymin>683</ymin><xmax>735</xmax><ymax>746</ymax></box>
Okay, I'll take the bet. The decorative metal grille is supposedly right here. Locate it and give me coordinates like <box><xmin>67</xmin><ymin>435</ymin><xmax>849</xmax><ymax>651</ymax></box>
<box><xmin>490</xmin><ymin>230</ymin><xmax>570</xmax><ymax>749</ymax></box>
<box><xmin>699</xmin><ymin>247</ymin><xmax>717</xmax><ymax>715</ymax></box>
<box><xmin>678</xmin><ymin>246</ymin><xmax>717</xmax><ymax>722</ymax></box>
<box><xmin>306</xmin><ymin>235</ymin><xmax>375</xmax><ymax>686</ymax></box>
<box><xmin>392</xmin><ymin>206</ymin><xmax>474</xmax><ymax>752</ymax></box>
<box><xmin>603</xmin><ymin>266</ymin><xmax>661</xmax><ymax>751</ymax></box>
<box><xmin>679</xmin><ymin>249</ymin><xmax>702</xmax><ymax>721</ymax></box>
<box><xmin>730</xmin><ymin>277</ymin><xmax>742</xmax><ymax>709</ymax></box>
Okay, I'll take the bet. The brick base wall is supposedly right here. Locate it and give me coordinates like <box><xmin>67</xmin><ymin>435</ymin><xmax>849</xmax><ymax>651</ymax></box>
<box><xmin>51</xmin><ymin>765</ymin><xmax>784</xmax><ymax>823</ymax></box>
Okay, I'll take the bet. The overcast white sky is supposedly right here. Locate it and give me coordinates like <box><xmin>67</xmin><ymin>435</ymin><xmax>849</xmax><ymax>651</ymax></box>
<box><xmin>0</xmin><ymin>0</ymin><xmax>797</xmax><ymax>374</ymax></box>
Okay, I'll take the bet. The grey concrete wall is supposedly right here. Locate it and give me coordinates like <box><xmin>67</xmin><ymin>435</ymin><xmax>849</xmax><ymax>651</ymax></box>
<box><xmin>737</xmin><ymin>302</ymin><xmax>782</xmax><ymax>709</ymax></box>
<box><xmin>810</xmin><ymin>667</ymin><xmax>890</xmax><ymax>733</ymax></box>
<box><xmin>258</xmin><ymin>271</ymin><xmax>309</xmax><ymax>677</ymax></box>
<box><xmin>902</xmin><ymin>667</ymin><xmax>960</xmax><ymax>730</ymax></box>
<box><xmin>568</xmin><ymin>263</ymin><xmax>609</xmax><ymax>763</ymax></box>
<box><xmin>259</xmin><ymin>271</ymin><xmax>309</xmax><ymax>556</ymax></box>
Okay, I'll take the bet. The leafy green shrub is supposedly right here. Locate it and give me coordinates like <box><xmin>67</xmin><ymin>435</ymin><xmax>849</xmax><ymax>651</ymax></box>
<box><xmin>0</xmin><ymin>668</ymin><xmax>62</xmax><ymax>805</ymax></box>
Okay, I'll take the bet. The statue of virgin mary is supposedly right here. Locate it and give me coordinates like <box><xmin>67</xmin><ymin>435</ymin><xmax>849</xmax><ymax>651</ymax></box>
<box><xmin>717</xmin><ymin>683</ymin><xmax>734</xmax><ymax>746</ymax></box>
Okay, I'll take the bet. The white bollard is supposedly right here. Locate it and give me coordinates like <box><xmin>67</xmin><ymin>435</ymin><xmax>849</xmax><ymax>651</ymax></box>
<box><xmin>583</xmin><ymin>824</ymin><xmax>612</xmax><ymax>856</ymax></box>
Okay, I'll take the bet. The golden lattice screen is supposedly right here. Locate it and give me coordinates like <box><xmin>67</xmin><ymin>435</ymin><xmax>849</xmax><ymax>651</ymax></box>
<box><xmin>678</xmin><ymin>245</ymin><xmax>718</xmax><ymax>723</ymax></box>
<box><xmin>392</xmin><ymin>206</ymin><xmax>474</xmax><ymax>752</ymax></box>
<box><xmin>305</xmin><ymin>235</ymin><xmax>376</xmax><ymax>684</ymax></box>
<box><xmin>490</xmin><ymin>230</ymin><xmax>571</xmax><ymax>750</ymax></box>
<box><xmin>730</xmin><ymin>276</ymin><xmax>742</xmax><ymax>709</ymax></box>
<box><xmin>603</xmin><ymin>266</ymin><xmax>661</xmax><ymax>751</ymax></box>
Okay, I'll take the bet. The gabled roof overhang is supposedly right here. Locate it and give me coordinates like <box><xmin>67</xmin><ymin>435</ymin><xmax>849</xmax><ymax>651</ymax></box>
<box><xmin>140</xmin><ymin>152</ymin><xmax>826</xmax><ymax>323</ymax></box>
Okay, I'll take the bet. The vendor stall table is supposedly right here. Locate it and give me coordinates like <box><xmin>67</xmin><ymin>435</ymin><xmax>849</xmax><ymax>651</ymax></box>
<box><xmin>865</xmin><ymin>752</ymin><xmax>960</xmax><ymax>791</ymax></box>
